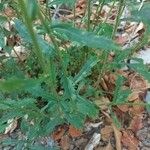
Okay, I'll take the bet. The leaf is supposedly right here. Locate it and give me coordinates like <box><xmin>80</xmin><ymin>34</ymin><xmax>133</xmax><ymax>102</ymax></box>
<box><xmin>62</xmin><ymin>77</ymin><xmax>76</xmax><ymax>100</ymax></box>
<box><xmin>49</xmin><ymin>0</ymin><xmax>76</xmax><ymax>8</ymax></box>
<box><xmin>128</xmin><ymin>63</ymin><xmax>150</xmax><ymax>82</ymax></box>
<box><xmin>112</xmin><ymin>124</ymin><xmax>122</xmax><ymax>150</ymax></box>
<box><xmin>0</xmin><ymin>15</ymin><xmax>7</xmax><ymax>25</ymax></box>
<box><xmin>113</xmin><ymin>76</ymin><xmax>131</xmax><ymax>104</ymax></box>
<box><xmin>68</xmin><ymin>125</ymin><xmax>82</xmax><ymax>138</ymax></box>
<box><xmin>26</xmin><ymin>0</ymin><xmax>38</xmax><ymax>20</ymax></box>
<box><xmin>129</xmin><ymin>115</ymin><xmax>143</xmax><ymax>132</ymax></box>
<box><xmin>121</xmin><ymin>130</ymin><xmax>139</xmax><ymax>150</ymax></box>
<box><xmin>45</xmin><ymin>117</ymin><xmax>63</xmax><ymax>134</ymax></box>
<box><xmin>131</xmin><ymin>3</ymin><xmax>150</xmax><ymax>25</ymax></box>
<box><xmin>74</xmin><ymin>55</ymin><xmax>99</xmax><ymax>84</ymax></box>
<box><xmin>66</xmin><ymin>113</ymin><xmax>85</xmax><ymax>128</ymax></box>
<box><xmin>77</xmin><ymin>96</ymin><xmax>98</xmax><ymax>118</ymax></box>
<box><xmin>0</xmin><ymin>78</ymin><xmax>42</xmax><ymax>93</ymax></box>
<box><xmin>52</xmin><ymin>24</ymin><xmax>119</xmax><ymax>50</ymax></box>
<box><xmin>52</xmin><ymin>127</ymin><xmax>65</xmax><ymax>140</ymax></box>
<box><xmin>111</xmin><ymin>112</ymin><xmax>121</xmax><ymax>129</ymax></box>
<box><xmin>14</xmin><ymin>19</ymin><xmax>54</xmax><ymax>56</ymax></box>
<box><xmin>60</xmin><ymin>135</ymin><xmax>70</xmax><ymax>150</ymax></box>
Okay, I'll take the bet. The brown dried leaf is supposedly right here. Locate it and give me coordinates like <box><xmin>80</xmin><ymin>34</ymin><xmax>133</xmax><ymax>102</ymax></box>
<box><xmin>5</xmin><ymin>118</ymin><xmax>18</xmax><ymax>134</ymax></box>
<box><xmin>117</xmin><ymin>104</ymin><xmax>129</xmax><ymax>112</ymax></box>
<box><xmin>52</xmin><ymin>127</ymin><xmax>65</xmax><ymax>140</ymax></box>
<box><xmin>96</xmin><ymin>141</ymin><xmax>113</xmax><ymax>150</ymax></box>
<box><xmin>121</xmin><ymin>130</ymin><xmax>139</xmax><ymax>150</ymax></box>
<box><xmin>112</xmin><ymin>124</ymin><xmax>122</xmax><ymax>150</ymax></box>
<box><xmin>128</xmin><ymin>92</ymin><xmax>139</xmax><ymax>102</ymax></box>
<box><xmin>68</xmin><ymin>125</ymin><xmax>82</xmax><ymax>138</ymax></box>
<box><xmin>101</xmin><ymin>126</ymin><xmax>113</xmax><ymax>141</ymax></box>
<box><xmin>60</xmin><ymin>135</ymin><xmax>70</xmax><ymax>150</ymax></box>
<box><xmin>115</xmin><ymin>35</ymin><xmax>128</xmax><ymax>45</ymax></box>
<box><xmin>129</xmin><ymin>115</ymin><xmax>143</xmax><ymax>132</ymax></box>
<box><xmin>129</xmin><ymin>99</ymin><xmax>145</xmax><ymax>115</ymax></box>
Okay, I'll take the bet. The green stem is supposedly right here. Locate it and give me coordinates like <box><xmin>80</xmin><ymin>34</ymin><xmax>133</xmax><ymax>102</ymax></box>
<box><xmin>92</xmin><ymin>0</ymin><xmax>105</xmax><ymax>31</ymax></box>
<box><xmin>95</xmin><ymin>0</ymin><xmax>116</xmax><ymax>34</ymax></box>
<box><xmin>112</xmin><ymin>0</ymin><xmax>125</xmax><ymax>39</ymax></box>
<box><xmin>17</xmin><ymin>0</ymin><xmax>46</xmax><ymax>72</ymax></box>
<box><xmin>87</xmin><ymin>0</ymin><xmax>91</xmax><ymax>31</ymax></box>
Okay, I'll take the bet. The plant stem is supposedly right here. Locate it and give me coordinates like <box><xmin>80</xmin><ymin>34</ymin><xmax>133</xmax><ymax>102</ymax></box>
<box><xmin>87</xmin><ymin>0</ymin><xmax>91</xmax><ymax>31</ymax></box>
<box><xmin>112</xmin><ymin>0</ymin><xmax>125</xmax><ymax>39</ymax></box>
<box><xmin>92</xmin><ymin>0</ymin><xmax>105</xmax><ymax>31</ymax></box>
<box><xmin>17</xmin><ymin>0</ymin><xmax>46</xmax><ymax>72</ymax></box>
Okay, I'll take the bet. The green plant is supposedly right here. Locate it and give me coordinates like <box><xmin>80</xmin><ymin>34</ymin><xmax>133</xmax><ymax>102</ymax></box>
<box><xmin>0</xmin><ymin>0</ymin><xmax>150</xmax><ymax>149</ymax></box>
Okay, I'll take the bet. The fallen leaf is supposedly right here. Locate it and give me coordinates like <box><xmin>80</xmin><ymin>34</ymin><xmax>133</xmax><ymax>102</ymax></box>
<box><xmin>121</xmin><ymin>130</ymin><xmax>139</xmax><ymax>150</ymax></box>
<box><xmin>112</xmin><ymin>123</ymin><xmax>122</xmax><ymax>150</ymax></box>
<box><xmin>52</xmin><ymin>127</ymin><xmax>65</xmax><ymax>140</ymax></box>
<box><xmin>128</xmin><ymin>92</ymin><xmax>139</xmax><ymax>102</ymax></box>
<box><xmin>117</xmin><ymin>104</ymin><xmax>129</xmax><ymax>112</ymax></box>
<box><xmin>5</xmin><ymin>118</ymin><xmax>18</xmax><ymax>134</ymax></box>
<box><xmin>129</xmin><ymin>99</ymin><xmax>145</xmax><ymax>115</ymax></box>
<box><xmin>115</xmin><ymin>35</ymin><xmax>128</xmax><ymax>45</ymax></box>
<box><xmin>95</xmin><ymin>141</ymin><xmax>113</xmax><ymax>150</ymax></box>
<box><xmin>68</xmin><ymin>125</ymin><xmax>82</xmax><ymax>138</ymax></box>
<box><xmin>105</xmin><ymin>142</ymin><xmax>113</xmax><ymax>150</ymax></box>
<box><xmin>129</xmin><ymin>74</ymin><xmax>147</xmax><ymax>91</ymax></box>
<box><xmin>101</xmin><ymin>126</ymin><xmax>113</xmax><ymax>141</ymax></box>
<box><xmin>129</xmin><ymin>115</ymin><xmax>143</xmax><ymax>132</ymax></box>
<box><xmin>60</xmin><ymin>135</ymin><xmax>70</xmax><ymax>150</ymax></box>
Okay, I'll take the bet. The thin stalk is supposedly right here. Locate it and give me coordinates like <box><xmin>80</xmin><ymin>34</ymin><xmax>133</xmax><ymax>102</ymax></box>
<box><xmin>87</xmin><ymin>0</ymin><xmax>91</xmax><ymax>31</ymax></box>
<box><xmin>112</xmin><ymin>0</ymin><xmax>125</xmax><ymax>39</ymax></box>
<box><xmin>17</xmin><ymin>0</ymin><xmax>46</xmax><ymax>72</ymax></box>
<box><xmin>73</xmin><ymin>2</ymin><xmax>76</xmax><ymax>27</ymax></box>
<box><xmin>95</xmin><ymin>0</ymin><xmax>116</xmax><ymax>34</ymax></box>
<box><xmin>92</xmin><ymin>0</ymin><xmax>105</xmax><ymax>31</ymax></box>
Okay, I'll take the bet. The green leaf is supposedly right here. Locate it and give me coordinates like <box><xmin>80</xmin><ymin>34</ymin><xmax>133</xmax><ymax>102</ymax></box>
<box><xmin>131</xmin><ymin>3</ymin><xmax>150</xmax><ymax>25</ymax></box>
<box><xmin>74</xmin><ymin>55</ymin><xmax>99</xmax><ymax>84</ymax></box>
<box><xmin>113</xmin><ymin>76</ymin><xmax>131</xmax><ymax>104</ymax></box>
<box><xmin>52</xmin><ymin>24</ymin><xmax>119</xmax><ymax>50</ymax></box>
<box><xmin>26</xmin><ymin>0</ymin><xmax>38</xmax><ymax>20</ymax></box>
<box><xmin>49</xmin><ymin>0</ymin><xmax>76</xmax><ymax>8</ymax></box>
<box><xmin>111</xmin><ymin>112</ymin><xmax>121</xmax><ymax>129</ymax></box>
<box><xmin>77</xmin><ymin>96</ymin><xmax>98</xmax><ymax>118</ymax></box>
<box><xmin>14</xmin><ymin>19</ymin><xmax>54</xmax><ymax>56</ymax></box>
<box><xmin>0</xmin><ymin>15</ymin><xmax>7</xmax><ymax>26</ymax></box>
<box><xmin>0</xmin><ymin>78</ymin><xmax>42</xmax><ymax>93</ymax></box>
<box><xmin>62</xmin><ymin>77</ymin><xmax>76</xmax><ymax>100</ymax></box>
<box><xmin>0</xmin><ymin>111</ymin><xmax>23</xmax><ymax>124</ymax></box>
<box><xmin>45</xmin><ymin>117</ymin><xmax>63</xmax><ymax>134</ymax></box>
<box><xmin>66</xmin><ymin>113</ymin><xmax>85</xmax><ymax>128</ymax></box>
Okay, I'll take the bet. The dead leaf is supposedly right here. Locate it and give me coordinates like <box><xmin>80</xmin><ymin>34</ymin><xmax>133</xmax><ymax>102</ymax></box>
<box><xmin>5</xmin><ymin>118</ymin><xmax>18</xmax><ymax>134</ymax></box>
<box><xmin>129</xmin><ymin>99</ymin><xmax>145</xmax><ymax>115</ymax></box>
<box><xmin>128</xmin><ymin>92</ymin><xmax>139</xmax><ymax>102</ymax></box>
<box><xmin>117</xmin><ymin>104</ymin><xmax>129</xmax><ymax>112</ymax></box>
<box><xmin>115</xmin><ymin>35</ymin><xmax>128</xmax><ymax>45</ymax></box>
<box><xmin>129</xmin><ymin>115</ymin><xmax>143</xmax><ymax>132</ymax></box>
<box><xmin>105</xmin><ymin>142</ymin><xmax>113</xmax><ymax>150</ymax></box>
<box><xmin>96</xmin><ymin>141</ymin><xmax>113</xmax><ymax>150</ymax></box>
<box><xmin>101</xmin><ymin>126</ymin><xmax>113</xmax><ymax>141</ymax></box>
<box><xmin>129</xmin><ymin>74</ymin><xmax>147</xmax><ymax>91</ymax></box>
<box><xmin>68</xmin><ymin>125</ymin><xmax>82</xmax><ymax>138</ymax></box>
<box><xmin>60</xmin><ymin>135</ymin><xmax>70</xmax><ymax>150</ymax></box>
<box><xmin>52</xmin><ymin>127</ymin><xmax>65</xmax><ymax>140</ymax></box>
<box><xmin>95</xmin><ymin>97</ymin><xmax>110</xmax><ymax>110</ymax></box>
<box><xmin>121</xmin><ymin>130</ymin><xmax>139</xmax><ymax>150</ymax></box>
<box><xmin>112</xmin><ymin>123</ymin><xmax>122</xmax><ymax>150</ymax></box>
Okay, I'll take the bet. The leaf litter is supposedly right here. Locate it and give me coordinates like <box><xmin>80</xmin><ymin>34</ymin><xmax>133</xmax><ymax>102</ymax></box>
<box><xmin>1</xmin><ymin>0</ymin><xmax>150</xmax><ymax>150</ymax></box>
